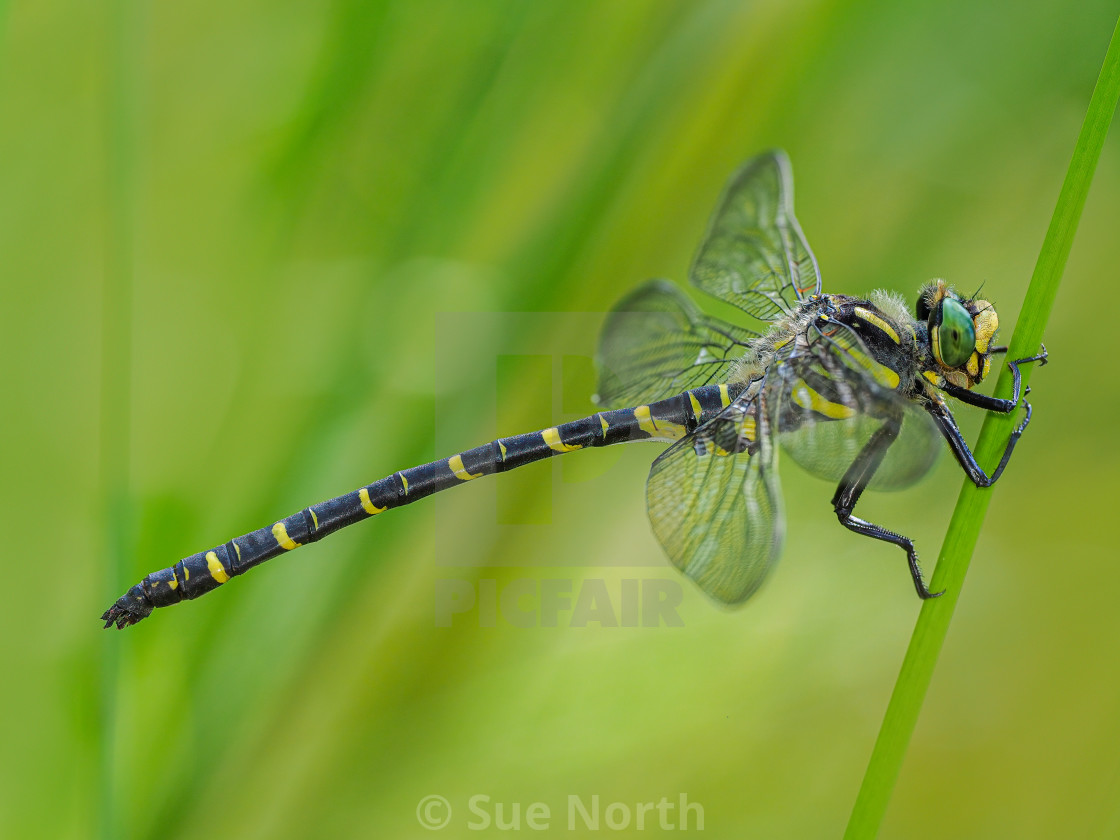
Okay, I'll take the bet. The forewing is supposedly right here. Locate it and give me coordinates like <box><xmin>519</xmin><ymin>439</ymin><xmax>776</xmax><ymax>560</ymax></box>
<box><xmin>690</xmin><ymin>150</ymin><xmax>822</xmax><ymax>322</ymax></box>
<box><xmin>596</xmin><ymin>278</ymin><xmax>758</xmax><ymax>409</ymax></box>
<box><xmin>773</xmin><ymin>320</ymin><xmax>940</xmax><ymax>490</ymax></box>
<box><xmin>646</xmin><ymin>393</ymin><xmax>783</xmax><ymax>605</ymax></box>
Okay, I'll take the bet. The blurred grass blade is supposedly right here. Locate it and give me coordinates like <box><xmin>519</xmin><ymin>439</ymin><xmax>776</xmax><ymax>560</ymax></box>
<box><xmin>100</xmin><ymin>1</ymin><xmax>138</xmax><ymax>838</ymax></box>
<box><xmin>844</xmin><ymin>14</ymin><xmax>1120</xmax><ymax>839</ymax></box>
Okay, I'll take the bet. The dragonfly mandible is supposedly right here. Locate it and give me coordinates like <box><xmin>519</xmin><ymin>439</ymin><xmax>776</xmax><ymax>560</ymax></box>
<box><xmin>103</xmin><ymin>150</ymin><xmax>1046</xmax><ymax>627</ymax></box>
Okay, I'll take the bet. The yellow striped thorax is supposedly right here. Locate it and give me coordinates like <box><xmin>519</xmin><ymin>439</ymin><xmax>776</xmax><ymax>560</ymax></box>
<box><xmin>814</xmin><ymin>294</ymin><xmax>912</xmax><ymax>395</ymax></box>
<box><xmin>822</xmin><ymin>282</ymin><xmax>1003</xmax><ymax>397</ymax></box>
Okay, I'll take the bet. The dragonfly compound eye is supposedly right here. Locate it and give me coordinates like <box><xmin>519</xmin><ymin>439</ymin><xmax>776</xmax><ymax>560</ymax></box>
<box><xmin>930</xmin><ymin>297</ymin><xmax>976</xmax><ymax>369</ymax></box>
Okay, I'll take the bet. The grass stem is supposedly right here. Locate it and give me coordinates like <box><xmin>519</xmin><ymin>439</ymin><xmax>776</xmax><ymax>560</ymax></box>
<box><xmin>844</xmin><ymin>14</ymin><xmax>1120</xmax><ymax>838</ymax></box>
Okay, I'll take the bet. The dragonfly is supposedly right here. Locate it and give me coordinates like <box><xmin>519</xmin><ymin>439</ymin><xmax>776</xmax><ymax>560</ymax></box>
<box><xmin>103</xmin><ymin>150</ymin><xmax>1046</xmax><ymax>628</ymax></box>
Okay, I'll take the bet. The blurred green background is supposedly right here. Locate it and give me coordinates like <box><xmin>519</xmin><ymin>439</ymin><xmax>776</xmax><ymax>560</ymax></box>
<box><xmin>5</xmin><ymin>1</ymin><xmax>1119</xmax><ymax>837</ymax></box>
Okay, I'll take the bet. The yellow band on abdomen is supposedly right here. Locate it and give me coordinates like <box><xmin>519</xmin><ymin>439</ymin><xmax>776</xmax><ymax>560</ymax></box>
<box><xmin>359</xmin><ymin>487</ymin><xmax>386</xmax><ymax>515</ymax></box>
<box><xmin>205</xmin><ymin>551</ymin><xmax>230</xmax><ymax>584</ymax></box>
<box><xmin>635</xmin><ymin>404</ymin><xmax>686</xmax><ymax>440</ymax></box>
<box><xmin>449</xmin><ymin>454</ymin><xmax>482</xmax><ymax>481</ymax></box>
<box><xmin>689</xmin><ymin>392</ymin><xmax>702</xmax><ymax>421</ymax></box>
<box><xmin>272</xmin><ymin>522</ymin><xmax>301</xmax><ymax>550</ymax></box>
<box><xmin>543</xmin><ymin>427</ymin><xmax>581</xmax><ymax>453</ymax></box>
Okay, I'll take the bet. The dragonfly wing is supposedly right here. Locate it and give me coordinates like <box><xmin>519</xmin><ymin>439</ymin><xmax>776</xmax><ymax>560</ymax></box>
<box><xmin>773</xmin><ymin>320</ymin><xmax>940</xmax><ymax>490</ymax></box>
<box><xmin>646</xmin><ymin>392</ymin><xmax>783</xmax><ymax>605</ymax></box>
<box><xmin>596</xmin><ymin>278</ymin><xmax>758</xmax><ymax>409</ymax></box>
<box><xmin>690</xmin><ymin>150</ymin><xmax>822</xmax><ymax>321</ymax></box>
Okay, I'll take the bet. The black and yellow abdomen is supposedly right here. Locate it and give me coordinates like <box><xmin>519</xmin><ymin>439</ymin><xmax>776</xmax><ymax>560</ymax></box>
<box><xmin>102</xmin><ymin>382</ymin><xmax>742</xmax><ymax>628</ymax></box>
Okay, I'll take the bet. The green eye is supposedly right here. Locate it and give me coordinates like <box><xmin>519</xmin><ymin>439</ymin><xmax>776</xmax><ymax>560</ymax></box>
<box><xmin>931</xmin><ymin>298</ymin><xmax>976</xmax><ymax>368</ymax></box>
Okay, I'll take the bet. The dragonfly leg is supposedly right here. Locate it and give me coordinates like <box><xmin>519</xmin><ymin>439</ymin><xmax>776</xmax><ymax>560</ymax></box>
<box><xmin>925</xmin><ymin>345</ymin><xmax>1046</xmax><ymax>487</ymax></box>
<box><xmin>938</xmin><ymin>344</ymin><xmax>1047</xmax><ymax>412</ymax></box>
<box><xmin>926</xmin><ymin>393</ymin><xmax>1033</xmax><ymax>489</ymax></box>
<box><xmin>831</xmin><ymin>414</ymin><xmax>943</xmax><ymax>599</ymax></box>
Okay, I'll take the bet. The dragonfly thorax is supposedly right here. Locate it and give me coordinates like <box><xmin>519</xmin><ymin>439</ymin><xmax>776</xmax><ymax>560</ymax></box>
<box><xmin>726</xmin><ymin>295</ymin><xmax>835</xmax><ymax>387</ymax></box>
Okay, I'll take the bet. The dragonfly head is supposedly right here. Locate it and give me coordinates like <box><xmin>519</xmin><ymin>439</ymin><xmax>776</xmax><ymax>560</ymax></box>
<box><xmin>916</xmin><ymin>280</ymin><xmax>999</xmax><ymax>388</ymax></box>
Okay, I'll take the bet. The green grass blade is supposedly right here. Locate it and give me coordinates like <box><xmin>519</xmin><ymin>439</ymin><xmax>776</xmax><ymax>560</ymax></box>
<box><xmin>844</xmin><ymin>14</ymin><xmax>1120</xmax><ymax>839</ymax></box>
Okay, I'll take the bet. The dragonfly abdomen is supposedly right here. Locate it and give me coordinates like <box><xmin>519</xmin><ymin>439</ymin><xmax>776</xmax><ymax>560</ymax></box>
<box><xmin>102</xmin><ymin>383</ymin><xmax>742</xmax><ymax>628</ymax></box>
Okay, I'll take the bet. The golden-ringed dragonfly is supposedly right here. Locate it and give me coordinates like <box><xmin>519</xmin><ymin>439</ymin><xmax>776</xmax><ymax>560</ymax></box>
<box><xmin>103</xmin><ymin>150</ymin><xmax>1047</xmax><ymax>628</ymax></box>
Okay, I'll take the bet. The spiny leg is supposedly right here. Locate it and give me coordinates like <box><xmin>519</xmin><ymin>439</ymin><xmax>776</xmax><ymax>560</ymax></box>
<box><xmin>926</xmin><ymin>395</ymin><xmax>1032</xmax><ymax>489</ymax></box>
<box><xmin>831</xmin><ymin>414</ymin><xmax>942</xmax><ymax>599</ymax></box>
<box><xmin>926</xmin><ymin>345</ymin><xmax>1047</xmax><ymax>488</ymax></box>
<box><xmin>1001</xmin><ymin>344</ymin><xmax>1048</xmax><ymax>406</ymax></box>
<box><xmin>940</xmin><ymin>344</ymin><xmax>1047</xmax><ymax>413</ymax></box>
